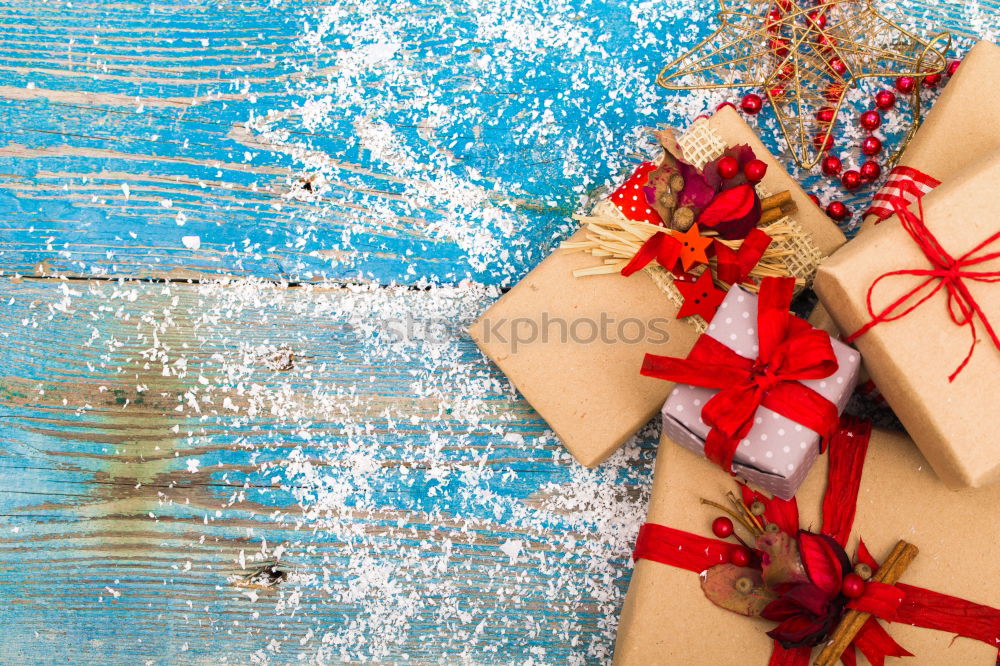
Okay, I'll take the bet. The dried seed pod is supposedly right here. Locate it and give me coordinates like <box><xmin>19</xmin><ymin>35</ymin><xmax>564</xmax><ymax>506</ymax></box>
<box><xmin>735</xmin><ymin>576</ymin><xmax>754</xmax><ymax>594</ymax></box>
<box><xmin>672</xmin><ymin>207</ymin><xmax>696</xmax><ymax>231</ymax></box>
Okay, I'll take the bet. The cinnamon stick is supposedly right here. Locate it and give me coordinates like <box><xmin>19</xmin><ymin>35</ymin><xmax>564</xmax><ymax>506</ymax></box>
<box><xmin>759</xmin><ymin>203</ymin><xmax>797</xmax><ymax>225</ymax></box>
<box><xmin>813</xmin><ymin>541</ymin><xmax>919</xmax><ymax>666</ymax></box>
<box><xmin>760</xmin><ymin>191</ymin><xmax>792</xmax><ymax>212</ymax></box>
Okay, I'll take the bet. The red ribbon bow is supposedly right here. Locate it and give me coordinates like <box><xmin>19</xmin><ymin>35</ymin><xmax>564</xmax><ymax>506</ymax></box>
<box><xmin>641</xmin><ymin>277</ymin><xmax>841</xmax><ymax>473</ymax></box>
<box><xmin>845</xmin><ymin>182</ymin><xmax>1000</xmax><ymax>381</ymax></box>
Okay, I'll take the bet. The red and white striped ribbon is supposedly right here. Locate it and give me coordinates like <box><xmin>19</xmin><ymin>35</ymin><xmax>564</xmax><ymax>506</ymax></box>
<box><xmin>864</xmin><ymin>166</ymin><xmax>941</xmax><ymax>223</ymax></box>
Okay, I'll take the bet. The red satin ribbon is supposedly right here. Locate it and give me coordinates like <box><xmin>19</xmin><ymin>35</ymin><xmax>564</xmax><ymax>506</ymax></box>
<box><xmin>820</xmin><ymin>416</ymin><xmax>872</xmax><ymax>548</ymax></box>
<box><xmin>641</xmin><ymin>277</ymin><xmax>840</xmax><ymax>473</ymax></box>
<box><xmin>845</xmin><ymin>182</ymin><xmax>1000</xmax><ymax>381</ymax></box>
<box><xmin>621</xmin><ymin>231</ymin><xmax>682</xmax><ymax>277</ymax></box>
<box><xmin>632</xmin><ymin>522</ymin><xmax>739</xmax><ymax>574</ymax></box>
<box><xmin>715</xmin><ymin>228</ymin><xmax>773</xmax><ymax>285</ymax></box>
<box><xmin>632</xmin><ymin>416</ymin><xmax>1000</xmax><ymax>662</ymax></box>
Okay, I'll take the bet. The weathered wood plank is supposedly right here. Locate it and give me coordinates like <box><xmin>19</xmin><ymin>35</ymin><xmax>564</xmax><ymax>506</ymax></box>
<box><xmin>0</xmin><ymin>1</ymin><xmax>992</xmax><ymax>284</ymax></box>
<box><xmin>0</xmin><ymin>277</ymin><xmax>655</xmax><ymax>663</ymax></box>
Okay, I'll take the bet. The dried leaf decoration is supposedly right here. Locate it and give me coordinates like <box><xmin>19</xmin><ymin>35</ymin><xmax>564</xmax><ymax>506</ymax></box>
<box><xmin>757</xmin><ymin>531</ymin><xmax>808</xmax><ymax>590</ymax></box>
<box><xmin>700</xmin><ymin>564</ymin><xmax>777</xmax><ymax>617</ymax></box>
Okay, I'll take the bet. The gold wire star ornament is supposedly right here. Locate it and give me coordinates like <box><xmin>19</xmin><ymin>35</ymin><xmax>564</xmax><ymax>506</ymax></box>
<box><xmin>659</xmin><ymin>0</ymin><xmax>950</xmax><ymax>168</ymax></box>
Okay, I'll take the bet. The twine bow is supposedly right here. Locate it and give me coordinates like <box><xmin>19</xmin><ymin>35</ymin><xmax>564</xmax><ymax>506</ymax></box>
<box><xmin>845</xmin><ymin>182</ymin><xmax>1000</xmax><ymax>381</ymax></box>
<box><xmin>641</xmin><ymin>277</ymin><xmax>840</xmax><ymax>474</ymax></box>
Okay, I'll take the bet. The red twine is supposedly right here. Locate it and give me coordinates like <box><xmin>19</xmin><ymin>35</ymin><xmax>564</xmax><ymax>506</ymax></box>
<box><xmin>845</xmin><ymin>182</ymin><xmax>1000</xmax><ymax>381</ymax></box>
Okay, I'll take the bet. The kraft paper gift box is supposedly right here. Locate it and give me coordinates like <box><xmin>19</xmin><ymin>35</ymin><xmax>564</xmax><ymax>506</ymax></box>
<box><xmin>861</xmin><ymin>40</ymin><xmax>1000</xmax><ymax>228</ymax></box>
<box><xmin>815</xmin><ymin>153</ymin><xmax>1000</xmax><ymax>489</ymax></box>
<box><xmin>659</xmin><ymin>285</ymin><xmax>861</xmax><ymax>500</ymax></box>
<box><xmin>614</xmin><ymin>429</ymin><xmax>1000</xmax><ymax>665</ymax></box>
<box><xmin>469</xmin><ymin>106</ymin><xmax>845</xmax><ymax>467</ymax></box>
<box><xmin>809</xmin><ymin>40</ymin><xmax>1000</xmax><ymax>333</ymax></box>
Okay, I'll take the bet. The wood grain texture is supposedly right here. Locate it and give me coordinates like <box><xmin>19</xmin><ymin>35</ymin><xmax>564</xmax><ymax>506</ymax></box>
<box><xmin>0</xmin><ymin>277</ymin><xmax>654</xmax><ymax>664</ymax></box>
<box><xmin>0</xmin><ymin>1</ymin><xmax>990</xmax><ymax>285</ymax></box>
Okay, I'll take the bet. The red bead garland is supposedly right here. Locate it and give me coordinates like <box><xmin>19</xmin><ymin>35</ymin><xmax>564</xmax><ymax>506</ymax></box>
<box><xmin>729</xmin><ymin>45</ymin><xmax>961</xmax><ymax>206</ymax></box>
<box><xmin>860</xmin><ymin>136</ymin><xmax>882</xmax><ymax>156</ymax></box>
<box><xmin>813</xmin><ymin>132</ymin><xmax>834</xmax><ymax>152</ymax></box>
<box><xmin>841</xmin><ymin>169</ymin><xmax>862</xmax><ymax>190</ymax></box>
<box><xmin>859</xmin><ymin>110</ymin><xmax>881</xmax><ymax>131</ymax></box>
<box><xmin>895</xmin><ymin>76</ymin><xmax>916</xmax><ymax>94</ymax></box>
<box><xmin>821</xmin><ymin>154</ymin><xmax>842</xmax><ymax>177</ymax></box>
<box><xmin>874</xmin><ymin>90</ymin><xmax>896</xmax><ymax>110</ymax></box>
<box><xmin>922</xmin><ymin>72</ymin><xmax>942</xmax><ymax>89</ymax></box>
<box><xmin>826</xmin><ymin>201</ymin><xmax>849</xmax><ymax>221</ymax></box>
<box><xmin>740</xmin><ymin>93</ymin><xmax>764</xmax><ymax>115</ymax></box>
<box><xmin>860</xmin><ymin>160</ymin><xmax>881</xmax><ymax>181</ymax></box>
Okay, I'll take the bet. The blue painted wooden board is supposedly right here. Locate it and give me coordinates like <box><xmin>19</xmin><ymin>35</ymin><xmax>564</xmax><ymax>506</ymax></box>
<box><xmin>0</xmin><ymin>0</ymin><xmax>996</xmax><ymax>664</ymax></box>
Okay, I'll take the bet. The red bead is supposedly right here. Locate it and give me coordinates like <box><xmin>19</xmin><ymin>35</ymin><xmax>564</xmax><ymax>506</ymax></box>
<box><xmin>743</xmin><ymin>159</ymin><xmax>768</xmax><ymax>182</ymax></box>
<box><xmin>769</xmin><ymin>38</ymin><xmax>789</xmax><ymax>58</ymax></box>
<box><xmin>947</xmin><ymin>59</ymin><xmax>962</xmax><ymax>76</ymax></box>
<box><xmin>717</xmin><ymin>156</ymin><xmax>740</xmax><ymax>179</ymax></box>
<box><xmin>842</xmin><ymin>573</ymin><xmax>866</xmax><ymax>599</ymax></box>
<box><xmin>769</xmin><ymin>86</ymin><xmax>786</xmax><ymax>101</ymax></box>
<box><xmin>808</xmin><ymin>194</ymin><xmax>821</xmax><ymax>206</ymax></box>
<box><xmin>712</xmin><ymin>516</ymin><xmax>735</xmax><ymax>539</ymax></box>
<box><xmin>841</xmin><ymin>170</ymin><xmax>862</xmax><ymax>190</ymax></box>
<box><xmin>860</xmin><ymin>160</ymin><xmax>882</xmax><ymax>181</ymax></box>
<box><xmin>828</xmin><ymin>57</ymin><xmax>846</xmax><ymax>76</ymax></box>
<box><xmin>826</xmin><ymin>201</ymin><xmax>849</xmax><ymax>221</ymax></box>
<box><xmin>821</xmin><ymin>154</ymin><xmax>842</xmax><ymax>176</ymax></box>
<box><xmin>861</xmin><ymin>136</ymin><xmax>882</xmax><ymax>156</ymax></box>
<box><xmin>825</xmin><ymin>83</ymin><xmax>845</xmax><ymax>103</ymax></box>
<box><xmin>740</xmin><ymin>93</ymin><xmax>764</xmax><ymax>115</ymax></box>
<box><xmin>816</xmin><ymin>106</ymin><xmax>835</xmax><ymax>124</ymax></box>
<box><xmin>730</xmin><ymin>547</ymin><xmax>752</xmax><ymax>567</ymax></box>
<box><xmin>896</xmin><ymin>76</ymin><xmax>916</xmax><ymax>94</ymax></box>
<box><xmin>874</xmin><ymin>90</ymin><xmax>896</xmax><ymax>110</ymax></box>
<box><xmin>813</xmin><ymin>132</ymin><xmax>834</xmax><ymax>152</ymax></box>
<box><xmin>817</xmin><ymin>34</ymin><xmax>836</xmax><ymax>49</ymax></box>
<box><xmin>808</xmin><ymin>11</ymin><xmax>827</xmax><ymax>29</ymax></box>
<box><xmin>922</xmin><ymin>72</ymin><xmax>942</xmax><ymax>89</ymax></box>
<box><xmin>859</xmin><ymin>110</ymin><xmax>881</xmax><ymax>131</ymax></box>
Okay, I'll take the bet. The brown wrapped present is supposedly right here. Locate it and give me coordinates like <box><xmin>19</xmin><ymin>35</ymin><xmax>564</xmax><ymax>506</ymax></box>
<box><xmin>863</xmin><ymin>40</ymin><xmax>1000</xmax><ymax>228</ymax></box>
<box><xmin>469</xmin><ymin>106</ymin><xmax>845</xmax><ymax>467</ymax></box>
<box><xmin>615</xmin><ymin>427</ymin><xmax>1000</xmax><ymax>665</ymax></box>
<box><xmin>815</xmin><ymin>154</ymin><xmax>1000</xmax><ymax>489</ymax></box>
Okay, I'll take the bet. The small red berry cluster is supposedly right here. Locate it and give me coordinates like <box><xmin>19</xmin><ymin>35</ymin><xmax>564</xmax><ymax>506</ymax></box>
<box><xmin>738</xmin><ymin>59</ymin><xmax>962</xmax><ymax>223</ymax></box>
<box><xmin>716</xmin><ymin>155</ymin><xmax>769</xmax><ymax>182</ymax></box>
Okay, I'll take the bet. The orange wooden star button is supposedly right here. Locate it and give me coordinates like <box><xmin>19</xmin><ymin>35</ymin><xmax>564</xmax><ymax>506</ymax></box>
<box><xmin>672</xmin><ymin>223</ymin><xmax>713</xmax><ymax>271</ymax></box>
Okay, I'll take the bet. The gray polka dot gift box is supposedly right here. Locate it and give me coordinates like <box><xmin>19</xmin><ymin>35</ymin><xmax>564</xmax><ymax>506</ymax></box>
<box><xmin>643</xmin><ymin>280</ymin><xmax>861</xmax><ymax>500</ymax></box>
